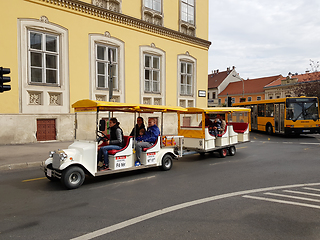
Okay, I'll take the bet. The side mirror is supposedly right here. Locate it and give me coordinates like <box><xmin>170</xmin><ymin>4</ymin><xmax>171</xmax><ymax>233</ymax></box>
<box><xmin>99</xmin><ymin>119</ymin><xmax>106</xmax><ymax>131</ymax></box>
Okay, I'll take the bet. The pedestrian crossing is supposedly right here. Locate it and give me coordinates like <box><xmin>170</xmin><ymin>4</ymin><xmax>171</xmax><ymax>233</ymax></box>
<box><xmin>243</xmin><ymin>186</ymin><xmax>320</xmax><ymax>210</ymax></box>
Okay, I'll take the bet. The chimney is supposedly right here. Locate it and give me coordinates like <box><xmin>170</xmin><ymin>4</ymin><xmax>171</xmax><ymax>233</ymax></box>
<box><xmin>216</xmin><ymin>69</ymin><xmax>219</xmax><ymax>73</ymax></box>
<box><xmin>227</xmin><ymin>67</ymin><xmax>230</xmax><ymax>72</ymax></box>
<box><xmin>232</xmin><ymin>66</ymin><xmax>235</xmax><ymax>70</ymax></box>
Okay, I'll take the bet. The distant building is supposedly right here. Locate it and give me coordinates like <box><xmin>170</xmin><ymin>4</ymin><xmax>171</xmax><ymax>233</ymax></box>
<box><xmin>207</xmin><ymin>66</ymin><xmax>240</xmax><ymax>107</ymax></box>
<box><xmin>264</xmin><ymin>72</ymin><xmax>320</xmax><ymax>99</ymax></box>
<box><xmin>219</xmin><ymin>75</ymin><xmax>283</xmax><ymax>105</ymax></box>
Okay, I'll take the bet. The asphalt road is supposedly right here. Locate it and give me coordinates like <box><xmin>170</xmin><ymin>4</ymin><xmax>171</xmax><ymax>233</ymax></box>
<box><xmin>1</xmin><ymin>132</ymin><xmax>320</xmax><ymax>239</ymax></box>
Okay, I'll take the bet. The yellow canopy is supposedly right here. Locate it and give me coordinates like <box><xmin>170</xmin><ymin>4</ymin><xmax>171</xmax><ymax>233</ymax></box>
<box><xmin>185</xmin><ymin>107</ymin><xmax>251</xmax><ymax>114</ymax></box>
<box><xmin>72</xmin><ymin>99</ymin><xmax>188</xmax><ymax>113</ymax></box>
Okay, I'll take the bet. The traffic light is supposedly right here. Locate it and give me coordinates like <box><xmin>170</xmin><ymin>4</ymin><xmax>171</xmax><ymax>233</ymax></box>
<box><xmin>0</xmin><ymin>67</ymin><xmax>11</xmax><ymax>92</ymax></box>
<box><xmin>227</xmin><ymin>96</ymin><xmax>232</xmax><ymax>107</ymax></box>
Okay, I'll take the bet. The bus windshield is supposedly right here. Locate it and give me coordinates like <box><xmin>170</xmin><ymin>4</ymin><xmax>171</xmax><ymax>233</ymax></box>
<box><xmin>286</xmin><ymin>98</ymin><xmax>319</xmax><ymax>121</ymax></box>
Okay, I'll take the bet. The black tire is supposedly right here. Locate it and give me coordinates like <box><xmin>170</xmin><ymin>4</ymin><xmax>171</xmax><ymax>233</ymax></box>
<box><xmin>228</xmin><ymin>146</ymin><xmax>236</xmax><ymax>156</ymax></box>
<box><xmin>45</xmin><ymin>164</ymin><xmax>59</xmax><ymax>182</ymax></box>
<box><xmin>219</xmin><ymin>148</ymin><xmax>228</xmax><ymax>158</ymax></box>
<box><xmin>199</xmin><ymin>152</ymin><xmax>205</xmax><ymax>157</ymax></box>
<box><xmin>266</xmin><ymin>124</ymin><xmax>273</xmax><ymax>135</ymax></box>
<box><xmin>61</xmin><ymin>166</ymin><xmax>85</xmax><ymax>189</ymax></box>
<box><xmin>160</xmin><ymin>154</ymin><xmax>173</xmax><ymax>171</ymax></box>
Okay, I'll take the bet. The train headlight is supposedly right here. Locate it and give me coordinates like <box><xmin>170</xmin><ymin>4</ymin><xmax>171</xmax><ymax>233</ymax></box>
<box><xmin>49</xmin><ymin>151</ymin><xmax>55</xmax><ymax>158</ymax></box>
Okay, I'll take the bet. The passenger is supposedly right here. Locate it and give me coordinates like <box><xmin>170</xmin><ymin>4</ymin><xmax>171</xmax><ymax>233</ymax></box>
<box><xmin>208</xmin><ymin>125</ymin><xmax>217</xmax><ymax>136</ymax></box>
<box><xmin>130</xmin><ymin>117</ymin><xmax>146</xmax><ymax>138</ymax></box>
<box><xmin>97</xmin><ymin>118</ymin><xmax>124</xmax><ymax>171</ymax></box>
<box><xmin>136</xmin><ymin>128</ymin><xmax>145</xmax><ymax>142</ymax></box>
<box><xmin>199</xmin><ymin>114</ymin><xmax>213</xmax><ymax>127</ymax></box>
<box><xmin>135</xmin><ymin>118</ymin><xmax>160</xmax><ymax>162</ymax></box>
<box><xmin>210</xmin><ymin>118</ymin><xmax>221</xmax><ymax>136</ymax></box>
<box><xmin>217</xmin><ymin>114</ymin><xmax>226</xmax><ymax>134</ymax></box>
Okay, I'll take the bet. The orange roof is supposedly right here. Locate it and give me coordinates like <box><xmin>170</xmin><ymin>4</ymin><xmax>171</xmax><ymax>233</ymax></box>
<box><xmin>208</xmin><ymin>70</ymin><xmax>231</xmax><ymax>88</ymax></box>
<box><xmin>264</xmin><ymin>72</ymin><xmax>320</xmax><ymax>88</ymax></box>
<box><xmin>219</xmin><ymin>75</ymin><xmax>282</xmax><ymax>96</ymax></box>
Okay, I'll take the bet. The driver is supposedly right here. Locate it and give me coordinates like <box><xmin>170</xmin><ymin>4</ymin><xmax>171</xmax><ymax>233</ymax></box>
<box><xmin>97</xmin><ymin>118</ymin><xmax>124</xmax><ymax>171</ymax></box>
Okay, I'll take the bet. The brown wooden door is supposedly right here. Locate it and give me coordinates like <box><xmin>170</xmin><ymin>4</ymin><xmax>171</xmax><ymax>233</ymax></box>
<box><xmin>37</xmin><ymin>119</ymin><xmax>56</xmax><ymax>141</ymax></box>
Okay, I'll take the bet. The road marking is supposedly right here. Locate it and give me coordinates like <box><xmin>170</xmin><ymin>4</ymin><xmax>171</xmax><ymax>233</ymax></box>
<box><xmin>303</xmin><ymin>187</ymin><xmax>320</xmax><ymax>192</ymax></box>
<box><xmin>22</xmin><ymin>177</ymin><xmax>47</xmax><ymax>182</ymax></box>
<box><xmin>90</xmin><ymin>176</ymin><xmax>156</xmax><ymax>190</ymax></box>
<box><xmin>264</xmin><ymin>192</ymin><xmax>320</xmax><ymax>203</ymax></box>
<box><xmin>251</xmin><ymin>141</ymin><xmax>320</xmax><ymax>145</ymax></box>
<box><xmin>283</xmin><ymin>190</ymin><xmax>320</xmax><ymax>197</ymax></box>
<box><xmin>71</xmin><ymin>182</ymin><xmax>320</xmax><ymax>240</ymax></box>
<box><xmin>243</xmin><ymin>195</ymin><xmax>320</xmax><ymax>209</ymax></box>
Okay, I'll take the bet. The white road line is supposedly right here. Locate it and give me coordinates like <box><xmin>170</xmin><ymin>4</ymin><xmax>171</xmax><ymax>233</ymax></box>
<box><xmin>71</xmin><ymin>183</ymin><xmax>320</xmax><ymax>240</ymax></box>
<box><xmin>283</xmin><ymin>190</ymin><xmax>320</xmax><ymax>197</ymax></box>
<box><xmin>89</xmin><ymin>176</ymin><xmax>156</xmax><ymax>190</ymax></box>
<box><xmin>243</xmin><ymin>195</ymin><xmax>320</xmax><ymax>209</ymax></box>
<box><xmin>303</xmin><ymin>187</ymin><xmax>320</xmax><ymax>192</ymax></box>
<box><xmin>264</xmin><ymin>192</ymin><xmax>320</xmax><ymax>203</ymax></box>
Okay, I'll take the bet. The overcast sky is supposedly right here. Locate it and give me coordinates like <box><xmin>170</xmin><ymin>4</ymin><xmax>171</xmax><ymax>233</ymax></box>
<box><xmin>208</xmin><ymin>0</ymin><xmax>320</xmax><ymax>79</ymax></box>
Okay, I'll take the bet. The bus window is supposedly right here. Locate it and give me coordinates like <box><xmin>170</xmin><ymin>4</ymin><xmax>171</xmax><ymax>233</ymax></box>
<box><xmin>266</xmin><ymin>103</ymin><xmax>274</xmax><ymax>117</ymax></box>
<box><xmin>258</xmin><ymin>104</ymin><xmax>265</xmax><ymax>117</ymax></box>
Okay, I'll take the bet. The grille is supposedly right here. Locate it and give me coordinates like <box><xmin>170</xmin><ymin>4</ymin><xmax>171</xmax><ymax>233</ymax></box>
<box><xmin>52</xmin><ymin>153</ymin><xmax>60</xmax><ymax>169</ymax></box>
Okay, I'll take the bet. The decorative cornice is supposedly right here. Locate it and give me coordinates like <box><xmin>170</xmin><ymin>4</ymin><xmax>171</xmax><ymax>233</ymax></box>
<box><xmin>28</xmin><ymin>0</ymin><xmax>211</xmax><ymax>49</ymax></box>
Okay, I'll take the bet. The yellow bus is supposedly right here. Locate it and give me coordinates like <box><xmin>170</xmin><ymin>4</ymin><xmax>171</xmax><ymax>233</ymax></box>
<box><xmin>233</xmin><ymin>97</ymin><xmax>320</xmax><ymax>135</ymax></box>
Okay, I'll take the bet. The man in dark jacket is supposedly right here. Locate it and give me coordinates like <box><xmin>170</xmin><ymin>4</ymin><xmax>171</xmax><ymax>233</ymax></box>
<box><xmin>135</xmin><ymin>118</ymin><xmax>160</xmax><ymax>162</ymax></box>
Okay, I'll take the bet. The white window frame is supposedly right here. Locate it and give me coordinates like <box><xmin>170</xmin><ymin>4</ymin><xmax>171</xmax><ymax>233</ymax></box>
<box><xmin>180</xmin><ymin>61</ymin><xmax>193</xmax><ymax>96</ymax></box>
<box><xmin>89</xmin><ymin>34</ymin><xmax>125</xmax><ymax>102</ymax></box>
<box><xmin>95</xmin><ymin>44</ymin><xmax>118</xmax><ymax>90</ymax></box>
<box><xmin>28</xmin><ymin>31</ymin><xmax>60</xmax><ymax>85</ymax></box>
<box><xmin>144</xmin><ymin>0</ymin><xmax>162</xmax><ymax>12</ymax></box>
<box><xmin>177</xmin><ymin>54</ymin><xmax>196</xmax><ymax>107</ymax></box>
<box><xmin>247</xmin><ymin>96</ymin><xmax>252</xmax><ymax>102</ymax></box>
<box><xmin>257</xmin><ymin>96</ymin><xmax>261</xmax><ymax>101</ymax></box>
<box><xmin>18</xmin><ymin>18</ymin><xmax>69</xmax><ymax>114</ymax></box>
<box><xmin>181</xmin><ymin>0</ymin><xmax>195</xmax><ymax>25</ymax></box>
<box><xmin>144</xmin><ymin>54</ymin><xmax>160</xmax><ymax>93</ymax></box>
<box><xmin>140</xmin><ymin>45</ymin><xmax>165</xmax><ymax>105</ymax></box>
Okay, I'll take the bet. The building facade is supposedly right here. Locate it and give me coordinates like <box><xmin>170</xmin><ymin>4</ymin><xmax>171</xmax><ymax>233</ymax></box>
<box><xmin>207</xmin><ymin>66</ymin><xmax>240</xmax><ymax>107</ymax></box>
<box><xmin>218</xmin><ymin>75</ymin><xmax>282</xmax><ymax>105</ymax></box>
<box><xmin>0</xmin><ymin>0</ymin><xmax>211</xmax><ymax>144</ymax></box>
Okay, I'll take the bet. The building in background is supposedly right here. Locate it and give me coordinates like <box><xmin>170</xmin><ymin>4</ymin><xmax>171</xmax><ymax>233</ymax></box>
<box><xmin>207</xmin><ymin>66</ymin><xmax>240</xmax><ymax>107</ymax></box>
<box><xmin>218</xmin><ymin>75</ymin><xmax>282</xmax><ymax>105</ymax></box>
<box><xmin>0</xmin><ymin>0</ymin><xmax>210</xmax><ymax>144</ymax></box>
<box><xmin>264</xmin><ymin>72</ymin><xmax>320</xmax><ymax>99</ymax></box>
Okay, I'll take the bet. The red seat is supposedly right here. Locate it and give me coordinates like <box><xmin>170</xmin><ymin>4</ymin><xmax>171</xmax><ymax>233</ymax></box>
<box><xmin>142</xmin><ymin>136</ymin><xmax>159</xmax><ymax>151</ymax></box>
<box><xmin>217</xmin><ymin>126</ymin><xmax>228</xmax><ymax>137</ymax></box>
<box><xmin>108</xmin><ymin>136</ymin><xmax>132</xmax><ymax>155</ymax></box>
<box><xmin>229</xmin><ymin>122</ymin><xmax>248</xmax><ymax>133</ymax></box>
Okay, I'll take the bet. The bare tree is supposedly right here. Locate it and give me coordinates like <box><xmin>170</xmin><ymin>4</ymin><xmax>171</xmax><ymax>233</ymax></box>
<box><xmin>292</xmin><ymin>60</ymin><xmax>320</xmax><ymax>99</ymax></box>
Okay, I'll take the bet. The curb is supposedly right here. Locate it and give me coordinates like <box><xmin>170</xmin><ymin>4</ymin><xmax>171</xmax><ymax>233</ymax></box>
<box><xmin>0</xmin><ymin>161</ymin><xmax>43</xmax><ymax>172</ymax></box>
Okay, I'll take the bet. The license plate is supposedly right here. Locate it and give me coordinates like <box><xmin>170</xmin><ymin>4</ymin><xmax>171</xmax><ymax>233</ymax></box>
<box><xmin>302</xmin><ymin>130</ymin><xmax>310</xmax><ymax>133</ymax></box>
<box><xmin>47</xmin><ymin>169</ymin><xmax>52</xmax><ymax>177</ymax></box>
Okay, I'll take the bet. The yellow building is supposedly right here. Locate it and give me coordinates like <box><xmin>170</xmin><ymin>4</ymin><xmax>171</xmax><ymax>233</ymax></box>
<box><xmin>0</xmin><ymin>0</ymin><xmax>210</xmax><ymax>144</ymax></box>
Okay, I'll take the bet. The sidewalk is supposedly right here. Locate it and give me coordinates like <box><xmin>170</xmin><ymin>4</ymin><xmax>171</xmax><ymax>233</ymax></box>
<box><xmin>0</xmin><ymin>141</ymin><xmax>73</xmax><ymax>171</ymax></box>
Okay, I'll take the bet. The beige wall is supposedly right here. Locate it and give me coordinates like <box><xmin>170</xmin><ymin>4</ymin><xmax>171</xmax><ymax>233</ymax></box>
<box><xmin>0</xmin><ymin>0</ymin><xmax>209</xmax><ymax>144</ymax></box>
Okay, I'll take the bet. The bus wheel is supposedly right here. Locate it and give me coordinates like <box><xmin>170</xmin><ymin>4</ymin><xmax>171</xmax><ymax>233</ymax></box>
<box><xmin>219</xmin><ymin>148</ymin><xmax>228</xmax><ymax>158</ymax></box>
<box><xmin>61</xmin><ymin>166</ymin><xmax>85</xmax><ymax>189</ymax></box>
<box><xmin>266</xmin><ymin>124</ymin><xmax>273</xmax><ymax>135</ymax></box>
<box><xmin>160</xmin><ymin>154</ymin><xmax>173</xmax><ymax>171</ymax></box>
<box><xmin>228</xmin><ymin>146</ymin><xmax>236</xmax><ymax>156</ymax></box>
